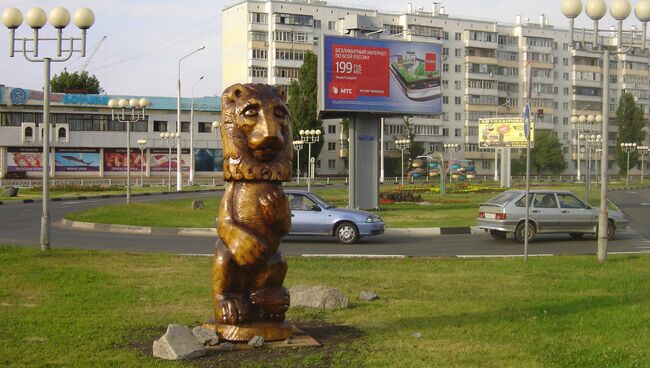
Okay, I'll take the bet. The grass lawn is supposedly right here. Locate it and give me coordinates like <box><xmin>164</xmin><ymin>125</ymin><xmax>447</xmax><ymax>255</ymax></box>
<box><xmin>1</xmin><ymin>245</ymin><xmax>649</xmax><ymax>367</ymax></box>
<box><xmin>64</xmin><ymin>182</ymin><xmax>644</xmax><ymax>229</ymax></box>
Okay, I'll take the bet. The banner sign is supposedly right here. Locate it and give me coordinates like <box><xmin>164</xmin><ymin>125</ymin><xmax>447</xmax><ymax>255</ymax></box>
<box><xmin>103</xmin><ymin>148</ymin><xmax>145</xmax><ymax>172</ymax></box>
<box><xmin>149</xmin><ymin>148</ymin><xmax>189</xmax><ymax>172</ymax></box>
<box><xmin>6</xmin><ymin>147</ymin><xmax>42</xmax><ymax>172</ymax></box>
<box><xmin>194</xmin><ymin>149</ymin><xmax>223</xmax><ymax>172</ymax></box>
<box><xmin>55</xmin><ymin>148</ymin><xmax>100</xmax><ymax>172</ymax></box>
<box><xmin>321</xmin><ymin>36</ymin><xmax>442</xmax><ymax>115</ymax></box>
<box><xmin>479</xmin><ymin>118</ymin><xmax>535</xmax><ymax>148</ymax></box>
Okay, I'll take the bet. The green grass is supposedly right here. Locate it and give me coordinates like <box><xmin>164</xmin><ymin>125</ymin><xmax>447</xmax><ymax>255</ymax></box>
<box><xmin>1</xmin><ymin>245</ymin><xmax>649</xmax><ymax>367</ymax></box>
<box><xmin>64</xmin><ymin>182</ymin><xmax>644</xmax><ymax>229</ymax></box>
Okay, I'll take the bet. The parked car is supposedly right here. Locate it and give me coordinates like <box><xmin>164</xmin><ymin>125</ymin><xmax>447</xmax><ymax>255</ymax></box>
<box><xmin>477</xmin><ymin>190</ymin><xmax>628</xmax><ymax>242</ymax></box>
<box><xmin>215</xmin><ymin>190</ymin><xmax>385</xmax><ymax>244</ymax></box>
<box><xmin>286</xmin><ymin>190</ymin><xmax>384</xmax><ymax>243</ymax></box>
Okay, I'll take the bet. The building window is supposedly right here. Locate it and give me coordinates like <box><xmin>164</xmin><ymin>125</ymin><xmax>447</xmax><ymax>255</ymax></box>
<box><xmin>276</xmin><ymin>13</ymin><xmax>313</xmax><ymax>27</ymax></box>
<box><xmin>328</xmin><ymin>20</ymin><xmax>337</xmax><ymax>30</ymax></box>
<box><xmin>467</xmin><ymin>126</ymin><xmax>478</xmax><ymax>136</ymax></box>
<box><xmin>455</xmin><ymin>32</ymin><xmax>462</xmax><ymax>41</ymax></box>
<box><xmin>442</xmin><ymin>64</ymin><xmax>449</xmax><ymax>72</ymax></box>
<box><xmin>181</xmin><ymin>122</ymin><xmax>190</xmax><ymax>133</ymax></box>
<box><xmin>249</xmin><ymin>31</ymin><xmax>268</xmax><ymax>42</ymax></box>
<box><xmin>482</xmin><ymin>160</ymin><xmax>491</xmax><ymax>169</ymax></box>
<box><xmin>249</xmin><ymin>12</ymin><xmax>267</xmax><ymax>24</ymax></box>
<box><xmin>455</xmin><ymin>128</ymin><xmax>462</xmax><ymax>137</ymax></box>
<box><xmin>249</xmin><ymin>66</ymin><xmax>268</xmax><ymax>78</ymax></box>
<box><xmin>198</xmin><ymin>122</ymin><xmax>212</xmax><ymax>133</ymax></box>
<box><xmin>328</xmin><ymin>142</ymin><xmax>336</xmax><ymax>151</ymax></box>
<box><xmin>385</xmin><ymin>24</ymin><xmax>402</xmax><ymax>35</ymax></box>
<box><xmin>442</xmin><ymin>128</ymin><xmax>449</xmax><ymax>136</ymax></box>
<box><xmin>274</xmin><ymin>67</ymin><xmax>300</xmax><ymax>79</ymax></box>
<box><xmin>454</xmin><ymin>96</ymin><xmax>461</xmax><ymax>105</ymax></box>
<box><xmin>443</xmin><ymin>31</ymin><xmax>449</xmax><ymax>40</ymax></box>
<box><xmin>251</xmin><ymin>49</ymin><xmax>267</xmax><ymax>60</ymax></box>
<box><xmin>153</xmin><ymin>120</ymin><xmax>167</xmax><ymax>132</ymax></box>
<box><xmin>454</xmin><ymin>48</ymin><xmax>462</xmax><ymax>57</ymax></box>
<box><xmin>328</xmin><ymin>125</ymin><xmax>336</xmax><ymax>134</ymax></box>
<box><xmin>454</xmin><ymin>64</ymin><xmax>461</xmax><ymax>73</ymax></box>
<box><xmin>408</xmin><ymin>24</ymin><xmax>442</xmax><ymax>38</ymax></box>
<box><xmin>455</xmin><ymin>112</ymin><xmax>462</xmax><ymax>121</ymax></box>
<box><xmin>328</xmin><ymin>159</ymin><xmax>336</xmax><ymax>169</ymax></box>
<box><xmin>442</xmin><ymin>96</ymin><xmax>449</xmax><ymax>104</ymax></box>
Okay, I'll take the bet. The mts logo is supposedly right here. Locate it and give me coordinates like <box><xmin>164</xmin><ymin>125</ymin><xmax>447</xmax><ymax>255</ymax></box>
<box><xmin>425</xmin><ymin>53</ymin><xmax>437</xmax><ymax>72</ymax></box>
<box><xmin>340</xmin><ymin>88</ymin><xmax>353</xmax><ymax>94</ymax></box>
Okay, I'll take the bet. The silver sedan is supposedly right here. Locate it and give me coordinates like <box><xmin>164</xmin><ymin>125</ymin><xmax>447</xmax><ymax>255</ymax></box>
<box><xmin>477</xmin><ymin>190</ymin><xmax>628</xmax><ymax>242</ymax></box>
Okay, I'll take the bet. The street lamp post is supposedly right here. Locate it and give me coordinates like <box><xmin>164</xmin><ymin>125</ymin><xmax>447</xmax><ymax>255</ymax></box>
<box><xmin>395</xmin><ymin>139</ymin><xmax>410</xmax><ymax>186</ymax></box>
<box><xmin>494</xmin><ymin>99</ymin><xmax>511</xmax><ymax>182</ymax></box>
<box><xmin>621</xmin><ymin>142</ymin><xmax>638</xmax><ymax>187</ymax></box>
<box><xmin>562</xmin><ymin>0</ymin><xmax>650</xmax><ymax>264</ymax></box>
<box><xmin>2</xmin><ymin>6</ymin><xmax>95</xmax><ymax>251</ymax></box>
<box><xmin>137</xmin><ymin>139</ymin><xmax>147</xmax><ymax>187</ymax></box>
<box><xmin>292</xmin><ymin>140</ymin><xmax>304</xmax><ymax>183</ymax></box>
<box><xmin>189</xmin><ymin>75</ymin><xmax>204</xmax><ymax>186</ymax></box>
<box><xmin>639</xmin><ymin>145</ymin><xmax>649</xmax><ymax>183</ymax></box>
<box><xmin>299</xmin><ymin>129</ymin><xmax>321</xmax><ymax>192</ymax></box>
<box><xmin>176</xmin><ymin>46</ymin><xmax>205</xmax><ymax>191</ymax></box>
<box><xmin>444</xmin><ymin>143</ymin><xmax>460</xmax><ymax>183</ymax></box>
<box><xmin>108</xmin><ymin>98</ymin><xmax>148</xmax><ymax>205</ymax></box>
<box><xmin>161</xmin><ymin>132</ymin><xmax>180</xmax><ymax>190</ymax></box>
<box><xmin>584</xmin><ymin>134</ymin><xmax>602</xmax><ymax>202</ymax></box>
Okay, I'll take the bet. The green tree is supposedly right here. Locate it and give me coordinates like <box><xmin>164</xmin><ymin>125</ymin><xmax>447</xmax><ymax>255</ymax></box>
<box><xmin>402</xmin><ymin>116</ymin><xmax>425</xmax><ymax>159</ymax></box>
<box><xmin>615</xmin><ymin>93</ymin><xmax>646</xmax><ymax>175</ymax></box>
<box><xmin>288</xmin><ymin>51</ymin><xmax>323</xmax><ymax>175</ymax></box>
<box><xmin>50</xmin><ymin>70</ymin><xmax>104</xmax><ymax>94</ymax></box>
<box><xmin>519</xmin><ymin>131</ymin><xmax>566</xmax><ymax>174</ymax></box>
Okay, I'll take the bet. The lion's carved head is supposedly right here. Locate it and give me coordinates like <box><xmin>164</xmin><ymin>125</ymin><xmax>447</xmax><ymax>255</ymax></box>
<box><xmin>221</xmin><ymin>83</ymin><xmax>293</xmax><ymax>182</ymax></box>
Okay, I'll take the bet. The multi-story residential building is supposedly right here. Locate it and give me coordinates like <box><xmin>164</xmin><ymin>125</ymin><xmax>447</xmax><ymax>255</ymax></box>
<box><xmin>222</xmin><ymin>0</ymin><xmax>650</xmax><ymax>177</ymax></box>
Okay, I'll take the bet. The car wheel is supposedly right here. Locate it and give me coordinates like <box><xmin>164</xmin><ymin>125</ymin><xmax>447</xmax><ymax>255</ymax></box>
<box><xmin>596</xmin><ymin>220</ymin><xmax>616</xmax><ymax>241</ymax></box>
<box><xmin>335</xmin><ymin>222</ymin><xmax>359</xmax><ymax>244</ymax></box>
<box><xmin>569</xmin><ymin>233</ymin><xmax>584</xmax><ymax>240</ymax></box>
<box><xmin>489</xmin><ymin>230</ymin><xmax>507</xmax><ymax>240</ymax></box>
<box><xmin>514</xmin><ymin>222</ymin><xmax>535</xmax><ymax>243</ymax></box>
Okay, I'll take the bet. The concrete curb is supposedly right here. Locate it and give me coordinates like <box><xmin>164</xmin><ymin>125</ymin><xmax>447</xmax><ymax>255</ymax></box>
<box><xmin>58</xmin><ymin>218</ymin><xmax>482</xmax><ymax>238</ymax></box>
<box><xmin>0</xmin><ymin>188</ymin><xmax>223</xmax><ymax>205</ymax></box>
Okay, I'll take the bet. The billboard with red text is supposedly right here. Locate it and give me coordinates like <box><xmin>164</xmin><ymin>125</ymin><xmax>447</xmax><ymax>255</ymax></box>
<box><xmin>320</xmin><ymin>36</ymin><xmax>442</xmax><ymax>115</ymax></box>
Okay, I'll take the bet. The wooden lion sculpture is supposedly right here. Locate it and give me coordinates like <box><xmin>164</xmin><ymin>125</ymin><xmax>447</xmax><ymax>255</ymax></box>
<box><xmin>209</xmin><ymin>83</ymin><xmax>293</xmax><ymax>341</ymax></box>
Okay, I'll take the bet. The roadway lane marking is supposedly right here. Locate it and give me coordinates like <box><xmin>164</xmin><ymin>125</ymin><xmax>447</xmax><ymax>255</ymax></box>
<box><xmin>301</xmin><ymin>254</ymin><xmax>407</xmax><ymax>258</ymax></box>
<box><xmin>457</xmin><ymin>254</ymin><xmax>554</xmax><ymax>258</ymax></box>
<box><xmin>180</xmin><ymin>253</ymin><xmax>212</xmax><ymax>257</ymax></box>
<box><xmin>610</xmin><ymin>251</ymin><xmax>650</xmax><ymax>254</ymax></box>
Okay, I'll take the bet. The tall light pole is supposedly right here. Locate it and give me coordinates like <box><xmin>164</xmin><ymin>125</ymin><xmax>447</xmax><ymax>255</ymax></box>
<box><xmin>444</xmin><ymin>143</ymin><xmax>460</xmax><ymax>183</ymax></box>
<box><xmin>621</xmin><ymin>142</ymin><xmax>637</xmax><ymax>187</ymax></box>
<box><xmin>189</xmin><ymin>75</ymin><xmax>204</xmax><ymax>186</ymax></box>
<box><xmin>395</xmin><ymin>139</ymin><xmax>410</xmax><ymax>186</ymax></box>
<box><xmin>292</xmin><ymin>140</ymin><xmax>304</xmax><ymax>183</ymax></box>
<box><xmin>570</xmin><ymin>108</ymin><xmax>593</xmax><ymax>182</ymax></box>
<box><xmin>299</xmin><ymin>129</ymin><xmax>321</xmax><ymax>192</ymax></box>
<box><xmin>584</xmin><ymin>134</ymin><xmax>602</xmax><ymax>202</ymax></box>
<box><xmin>108</xmin><ymin>98</ymin><xmax>149</xmax><ymax>205</ymax></box>
<box><xmin>137</xmin><ymin>139</ymin><xmax>147</xmax><ymax>187</ymax></box>
<box><xmin>161</xmin><ymin>132</ymin><xmax>180</xmax><ymax>190</ymax></box>
<box><xmin>3</xmin><ymin>6</ymin><xmax>95</xmax><ymax>251</ymax></box>
<box><xmin>639</xmin><ymin>145</ymin><xmax>649</xmax><ymax>183</ymax></box>
<box><xmin>176</xmin><ymin>46</ymin><xmax>205</xmax><ymax>191</ymax></box>
<box><xmin>562</xmin><ymin>0</ymin><xmax>650</xmax><ymax>264</ymax></box>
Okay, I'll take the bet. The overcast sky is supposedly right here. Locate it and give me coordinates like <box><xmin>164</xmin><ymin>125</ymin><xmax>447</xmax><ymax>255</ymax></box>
<box><xmin>0</xmin><ymin>0</ymin><xmax>644</xmax><ymax>98</ymax></box>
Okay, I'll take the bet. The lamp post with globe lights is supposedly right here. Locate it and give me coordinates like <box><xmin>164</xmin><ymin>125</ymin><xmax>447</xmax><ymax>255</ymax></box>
<box><xmin>584</xmin><ymin>134</ymin><xmax>602</xmax><ymax>202</ymax></box>
<box><xmin>638</xmin><ymin>145</ymin><xmax>649</xmax><ymax>183</ymax></box>
<box><xmin>571</xmin><ymin>113</ymin><xmax>600</xmax><ymax>182</ymax></box>
<box><xmin>2</xmin><ymin>6</ymin><xmax>95</xmax><ymax>251</ymax></box>
<box><xmin>561</xmin><ymin>0</ymin><xmax>650</xmax><ymax>264</ymax></box>
<box><xmin>299</xmin><ymin>129</ymin><xmax>321</xmax><ymax>192</ymax></box>
<box><xmin>292</xmin><ymin>140</ymin><xmax>304</xmax><ymax>183</ymax></box>
<box><xmin>444</xmin><ymin>143</ymin><xmax>460</xmax><ymax>183</ymax></box>
<box><xmin>137</xmin><ymin>139</ymin><xmax>147</xmax><ymax>187</ymax></box>
<box><xmin>621</xmin><ymin>142</ymin><xmax>638</xmax><ymax>187</ymax></box>
<box><xmin>108</xmin><ymin>98</ymin><xmax>149</xmax><ymax>205</ymax></box>
<box><xmin>395</xmin><ymin>139</ymin><xmax>410</xmax><ymax>187</ymax></box>
<box><xmin>161</xmin><ymin>132</ymin><xmax>181</xmax><ymax>190</ymax></box>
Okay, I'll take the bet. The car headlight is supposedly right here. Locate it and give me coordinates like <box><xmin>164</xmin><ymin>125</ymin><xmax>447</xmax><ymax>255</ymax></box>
<box><xmin>366</xmin><ymin>215</ymin><xmax>381</xmax><ymax>223</ymax></box>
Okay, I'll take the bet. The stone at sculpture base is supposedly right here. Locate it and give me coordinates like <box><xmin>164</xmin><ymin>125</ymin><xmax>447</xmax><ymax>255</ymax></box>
<box><xmin>203</xmin><ymin>320</ymin><xmax>293</xmax><ymax>342</ymax></box>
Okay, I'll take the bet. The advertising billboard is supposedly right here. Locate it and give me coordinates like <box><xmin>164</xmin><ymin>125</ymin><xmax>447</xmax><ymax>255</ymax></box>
<box><xmin>55</xmin><ymin>148</ymin><xmax>100</xmax><ymax>172</ymax></box>
<box><xmin>6</xmin><ymin>147</ymin><xmax>42</xmax><ymax>172</ymax></box>
<box><xmin>479</xmin><ymin>118</ymin><xmax>535</xmax><ymax>148</ymax></box>
<box><xmin>149</xmin><ymin>148</ymin><xmax>189</xmax><ymax>172</ymax></box>
<box><xmin>194</xmin><ymin>149</ymin><xmax>223</xmax><ymax>172</ymax></box>
<box><xmin>320</xmin><ymin>36</ymin><xmax>442</xmax><ymax>115</ymax></box>
<box><xmin>103</xmin><ymin>148</ymin><xmax>145</xmax><ymax>172</ymax></box>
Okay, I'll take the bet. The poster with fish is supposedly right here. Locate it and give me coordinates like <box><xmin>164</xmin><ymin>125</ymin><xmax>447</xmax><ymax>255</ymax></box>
<box><xmin>6</xmin><ymin>147</ymin><xmax>42</xmax><ymax>172</ymax></box>
<box><xmin>194</xmin><ymin>149</ymin><xmax>223</xmax><ymax>172</ymax></box>
<box><xmin>55</xmin><ymin>148</ymin><xmax>100</xmax><ymax>172</ymax></box>
<box><xmin>150</xmin><ymin>148</ymin><xmax>190</xmax><ymax>172</ymax></box>
<box><xmin>103</xmin><ymin>148</ymin><xmax>145</xmax><ymax>172</ymax></box>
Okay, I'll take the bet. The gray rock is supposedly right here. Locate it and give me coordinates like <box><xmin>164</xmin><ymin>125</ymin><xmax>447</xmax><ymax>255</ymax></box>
<box><xmin>248</xmin><ymin>335</ymin><xmax>265</xmax><ymax>348</ymax></box>
<box><xmin>412</xmin><ymin>332</ymin><xmax>423</xmax><ymax>338</ymax></box>
<box><xmin>191</xmin><ymin>200</ymin><xmax>204</xmax><ymax>209</ymax></box>
<box><xmin>153</xmin><ymin>324</ymin><xmax>205</xmax><ymax>360</ymax></box>
<box><xmin>220</xmin><ymin>342</ymin><xmax>234</xmax><ymax>350</ymax></box>
<box><xmin>289</xmin><ymin>285</ymin><xmax>349</xmax><ymax>310</ymax></box>
<box><xmin>1</xmin><ymin>187</ymin><xmax>18</xmax><ymax>197</ymax></box>
<box><xmin>192</xmin><ymin>326</ymin><xmax>219</xmax><ymax>346</ymax></box>
<box><xmin>359</xmin><ymin>291</ymin><xmax>379</xmax><ymax>301</ymax></box>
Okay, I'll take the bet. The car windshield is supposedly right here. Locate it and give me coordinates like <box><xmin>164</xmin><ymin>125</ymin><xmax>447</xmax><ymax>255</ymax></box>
<box><xmin>485</xmin><ymin>191</ymin><xmax>521</xmax><ymax>206</ymax></box>
<box><xmin>307</xmin><ymin>193</ymin><xmax>335</xmax><ymax>209</ymax></box>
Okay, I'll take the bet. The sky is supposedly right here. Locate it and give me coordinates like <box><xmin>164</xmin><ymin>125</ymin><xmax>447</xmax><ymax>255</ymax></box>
<box><xmin>0</xmin><ymin>0</ymin><xmax>645</xmax><ymax>99</ymax></box>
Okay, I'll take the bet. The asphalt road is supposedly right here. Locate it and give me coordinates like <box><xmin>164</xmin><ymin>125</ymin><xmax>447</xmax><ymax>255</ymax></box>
<box><xmin>1</xmin><ymin>188</ymin><xmax>650</xmax><ymax>257</ymax></box>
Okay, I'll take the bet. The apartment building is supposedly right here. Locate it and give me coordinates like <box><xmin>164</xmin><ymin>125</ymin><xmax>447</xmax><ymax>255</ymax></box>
<box><xmin>222</xmin><ymin>0</ymin><xmax>650</xmax><ymax>177</ymax></box>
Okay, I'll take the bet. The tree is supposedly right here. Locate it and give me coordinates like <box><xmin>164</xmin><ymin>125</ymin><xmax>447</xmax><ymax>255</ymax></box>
<box><xmin>615</xmin><ymin>93</ymin><xmax>646</xmax><ymax>175</ymax></box>
<box><xmin>402</xmin><ymin>116</ymin><xmax>425</xmax><ymax>159</ymax></box>
<box><xmin>288</xmin><ymin>51</ymin><xmax>323</xmax><ymax>175</ymax></box>
<box><xmin>50</xmin><ymin>70</ymin><xmax>104</xmax><ymax>94</ymax></box>
<box><xmin>519</xmin><ymin>130</ymin><xmax>567</xmax><ymax>174</ymax></box>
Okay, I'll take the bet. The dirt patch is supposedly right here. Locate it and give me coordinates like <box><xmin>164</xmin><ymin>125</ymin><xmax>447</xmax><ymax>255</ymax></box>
<box><xmin>130</xmin><ymin>321</ymin><xmax>363</xmax><ymax>368</ymax></box>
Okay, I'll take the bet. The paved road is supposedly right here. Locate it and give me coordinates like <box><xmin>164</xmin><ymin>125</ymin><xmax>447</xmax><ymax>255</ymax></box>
<box><xmin>1</xmin><ymin>188</ymin><xmax>650</xmax><ymax>257</ymax></box>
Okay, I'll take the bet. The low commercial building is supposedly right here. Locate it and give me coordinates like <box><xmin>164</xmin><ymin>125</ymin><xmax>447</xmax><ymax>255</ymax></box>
<box><xmin>0</xmin><ymin>85</ymin><xmax>222</xmax><ymax>180</ymax></box>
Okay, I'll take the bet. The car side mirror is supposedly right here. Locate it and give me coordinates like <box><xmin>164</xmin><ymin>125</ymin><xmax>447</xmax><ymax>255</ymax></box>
<box><xmin>311</xmin><ymin>205</ymin><xmax>322</xmax><ymax>211</ymax></box>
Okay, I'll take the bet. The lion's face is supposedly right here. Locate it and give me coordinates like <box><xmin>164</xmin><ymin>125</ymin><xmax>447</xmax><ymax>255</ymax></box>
<box><xmin>221</xmin><ymin>84</ymin><xmax>293</xmax><ymax>181</ymax></box>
